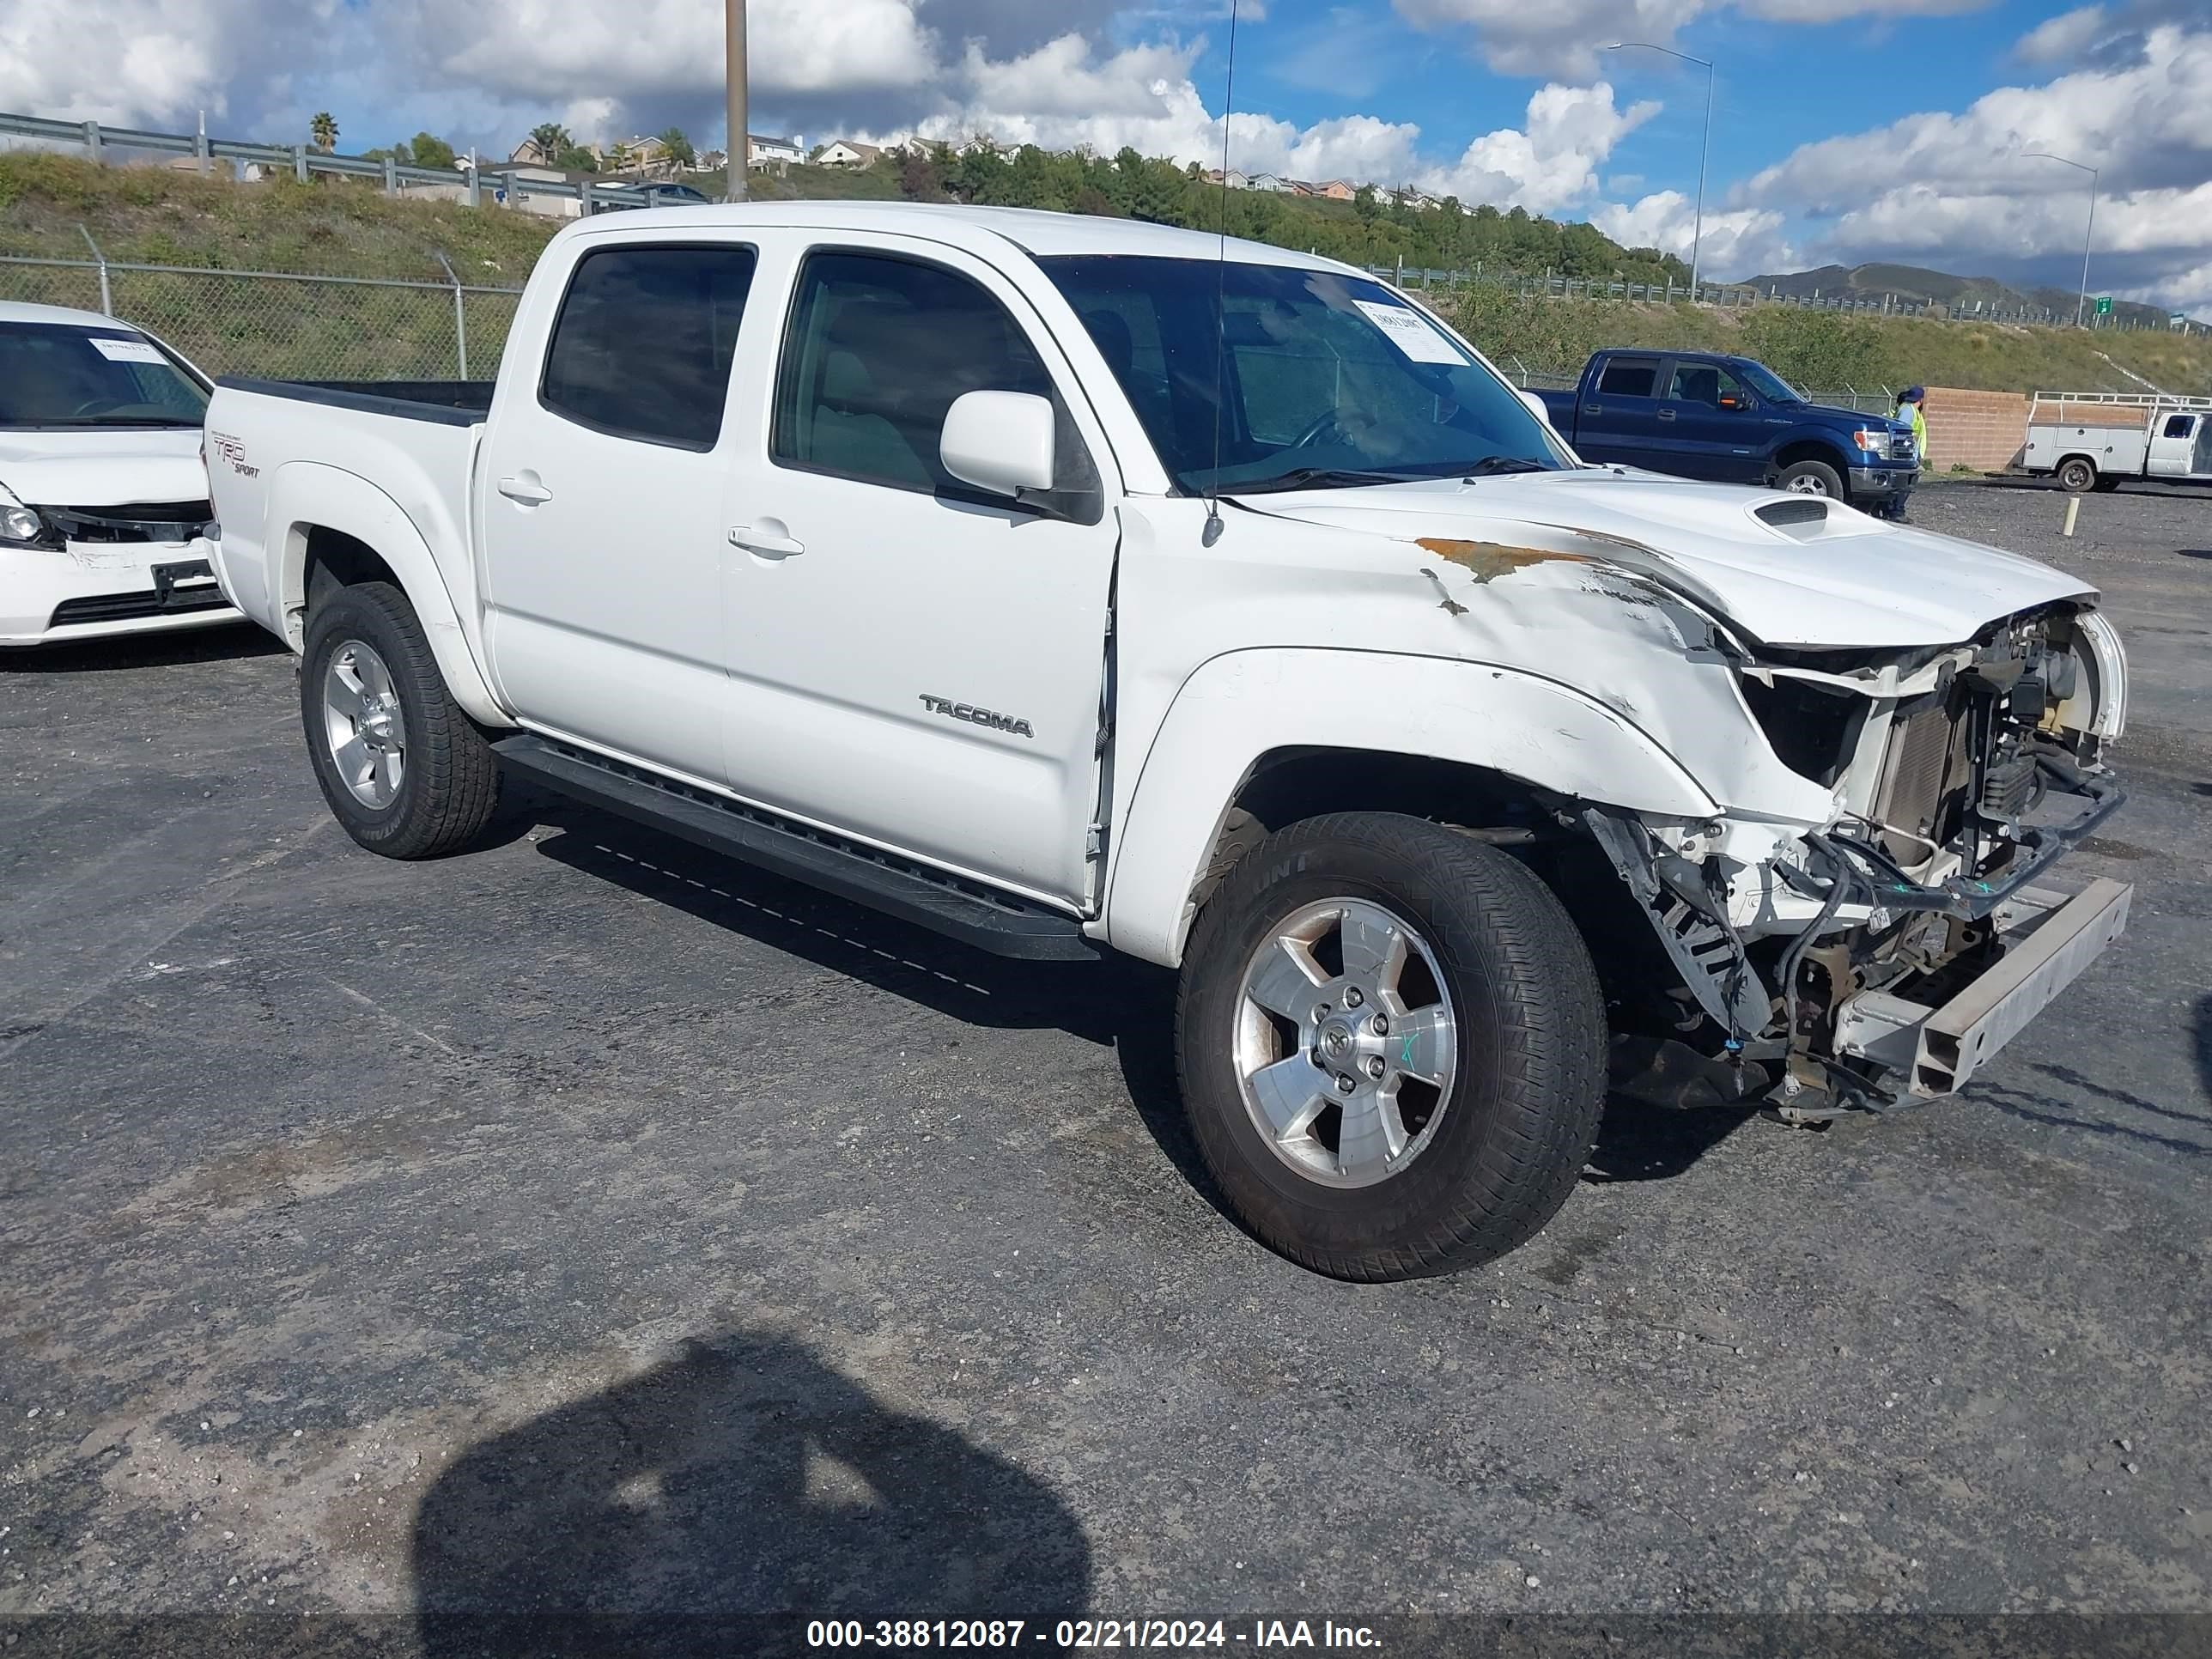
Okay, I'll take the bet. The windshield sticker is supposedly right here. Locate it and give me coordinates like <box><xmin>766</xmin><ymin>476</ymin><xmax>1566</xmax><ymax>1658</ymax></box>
<box><xmin>1352</xmin><ymin>301</ymin><xmax>1467</xmax><ymax>366</ymax></box>
<box><xmin>89</xmin><ymin>337</ymin><xmax>167</xmax><ymax>364</ymax></box>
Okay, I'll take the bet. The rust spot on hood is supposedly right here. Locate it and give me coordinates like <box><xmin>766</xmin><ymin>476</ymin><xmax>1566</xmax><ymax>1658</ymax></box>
<box><xmin>1415</xmin><ymin>537</ymin><xmax>1594</xmax><ymax>584</ymax></box>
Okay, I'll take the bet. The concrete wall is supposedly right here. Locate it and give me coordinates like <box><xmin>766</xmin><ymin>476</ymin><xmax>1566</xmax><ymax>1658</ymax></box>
<box><xmin>1921</xmin><ymin>386</ymin><xmax>2029</xmax><ymax>472</ymax></box>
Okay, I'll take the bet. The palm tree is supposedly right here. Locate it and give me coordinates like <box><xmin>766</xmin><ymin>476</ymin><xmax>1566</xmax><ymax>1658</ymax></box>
<box><xmin>309</xmin><ymin>112</ymin><xmax>338</xmax><ymax>154</ymax></box>
<box><xmin>528</xmin><ymin>122</ymin><xmax>571</xmax><ymax>165</ymax></box>
<box><xmin>657</xmin><ymin>127</ymin><xmax>696</xmax><ymax>170</ymax></box>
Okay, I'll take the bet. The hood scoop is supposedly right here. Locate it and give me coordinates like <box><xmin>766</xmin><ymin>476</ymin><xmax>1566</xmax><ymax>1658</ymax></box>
<box><xmin>1754</xmin><ymin>498</ymin><xmax>1831</xmax><ymax>540</ymax></box>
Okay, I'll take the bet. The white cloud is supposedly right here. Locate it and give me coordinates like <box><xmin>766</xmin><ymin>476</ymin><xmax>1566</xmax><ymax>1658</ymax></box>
<box><xmin>0</xmin><ymin>0</ymin><xmax>342</xmax><ymax>128</ymax></box>
<box><xmin>1391</xmin><ymin>0</ymin><xmax>1991</xmax><ymax>80</ymax></box>
<box><xmin>1738</xmin><ymin>21</ymin><xmax>2212</xmax><ymax>308</ymax></box>
<box><xmin>1590</xmin><ymin>190</ymin><xmax>1794</xmax><ymax>278</ymax></box>
<box><xmin>2015</xmin><ymin>3</ymin><xmax>2106</xmax><ymax>61</ymax></box>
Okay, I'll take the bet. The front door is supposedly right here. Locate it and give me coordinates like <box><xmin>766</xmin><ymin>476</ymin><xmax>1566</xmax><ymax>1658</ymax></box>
<box><xmin>478</xmin><ymin>236</ymin><xmax>761</xmax><ymax>785</ymax></box>
<box><xmin>2147</xmin><ymin>411</ymin><xmax>2202</xmax><ymax>477</ymax></box>
<box><xmin>1659</xmin><ymin>359</ymin><xmax>1759</xmax><ymax>482</ymax></box>
<box><xmin>716</xmin><ymin>236</ymin><xmax>1120</xmax><ymax>908</ymax></box>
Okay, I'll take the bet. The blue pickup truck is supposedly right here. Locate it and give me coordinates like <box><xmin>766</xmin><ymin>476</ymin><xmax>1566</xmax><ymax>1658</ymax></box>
<box><xmin>1535</xmin><ymin>349</ymin><xmax>1919</xmax><ymax>514</ymax></box>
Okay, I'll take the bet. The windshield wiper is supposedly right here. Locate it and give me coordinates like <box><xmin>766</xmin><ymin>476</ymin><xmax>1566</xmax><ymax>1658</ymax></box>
<box><xmin>1463</xmin><ymin>456</ymin><xmax>1548</xmax><ymax>477</ymax></box>
<box><xmin>1224</xmin><ymin>466</ymin><xmax>1431</xmax><ymax>495</ymax></box>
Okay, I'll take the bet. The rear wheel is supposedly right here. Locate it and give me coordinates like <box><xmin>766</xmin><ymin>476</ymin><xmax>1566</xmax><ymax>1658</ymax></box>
<box><xmin>1775</xmin><ymin>459</ymin><xmax>1844</xmax><ymax>499</ymax></box>
<box><xmin>2057</xmin><ymin>457</ymin><xmax>2098</xmax><ymax>493</ymax></box>
<box><xmin>301</xmin><ymin>581</ymin><xmax>501</xmax><ymax>859</ymax></box>
<box><xmin>1175</xmin><ymin>813</ymin><xmax>1606</xmax><ymax>1282</ymax></box>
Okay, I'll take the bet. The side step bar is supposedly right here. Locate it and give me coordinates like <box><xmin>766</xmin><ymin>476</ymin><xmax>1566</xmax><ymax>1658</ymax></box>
<box><xmin>493</xmin><ymin>735</ymin><xmax>1099</xmax><ymax>962</ymax></box>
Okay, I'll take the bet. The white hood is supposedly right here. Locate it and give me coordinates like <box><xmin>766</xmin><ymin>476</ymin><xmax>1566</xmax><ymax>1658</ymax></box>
<box><xmin>0</xmin><ymin>428</ymin><xmax>208</xmax><ymax>510</ymax></box>
<box><xmin>1243</xmin><ymin>469</ymin><xmax>2095</xmax><ymax>650</ymax></box>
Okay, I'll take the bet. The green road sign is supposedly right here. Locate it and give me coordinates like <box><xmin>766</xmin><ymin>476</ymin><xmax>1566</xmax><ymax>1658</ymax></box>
<box><xmin>2095</xmin><ymin>295</ymin><xmax>2112</xmax><ymax>315</ymax></box>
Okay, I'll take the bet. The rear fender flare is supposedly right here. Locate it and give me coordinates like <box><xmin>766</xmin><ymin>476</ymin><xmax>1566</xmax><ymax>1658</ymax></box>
<box><xmin>266</xmin><ymin>462</ymin><xmax>505</xmax><ymax>726</ymax></box>
<box><xmin>1103</xmin><ymin>647</ymin><xmax>1721</xmax><ymax>967</ymax></box>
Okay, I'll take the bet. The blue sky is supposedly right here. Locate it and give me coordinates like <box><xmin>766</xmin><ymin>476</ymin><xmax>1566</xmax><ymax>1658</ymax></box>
<box><xmin>7</xmin><ymin>0</ymin><xmax>2209</xmax><ymax>309</ymax></box>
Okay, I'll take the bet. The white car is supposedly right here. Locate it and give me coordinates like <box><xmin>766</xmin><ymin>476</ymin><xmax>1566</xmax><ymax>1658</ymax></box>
<box><xmin>0</xmin><ymin>301</ymin><xmax>239</xmax><ymax>646</ymax></box>
<box><xmin>201</xmin><ymin>204</ymin><xmax>2130</xmax><ymax>1280</ymax></box>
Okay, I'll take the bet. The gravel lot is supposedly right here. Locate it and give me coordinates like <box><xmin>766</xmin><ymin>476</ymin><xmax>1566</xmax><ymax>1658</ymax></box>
<box><xmin>3</xmin><ymin>480</ymin><xmax>2208</xmax><ymax>1655</ymax></box>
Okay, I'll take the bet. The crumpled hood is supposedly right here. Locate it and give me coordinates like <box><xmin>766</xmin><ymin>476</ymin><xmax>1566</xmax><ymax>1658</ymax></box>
<box><xmin>1239</xmin><ymin>468</ymin><xmax>2094</xmax><ymax>649</ymax></box>
<box><xmin>0</xmin><ymin>428</ymin><xmax>208</xmax><ymax>510</ymax></box>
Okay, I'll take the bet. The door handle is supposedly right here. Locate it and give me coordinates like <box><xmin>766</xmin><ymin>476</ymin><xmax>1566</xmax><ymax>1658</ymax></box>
<box><xmin>1583</xmin><ymin>404</ymin><xmax>1603</xmax><ymax>416</ymax></box>
<box><xmin>496</xmin><ymin>476</ymin><xmax>552</xmax><ymax>506</ymax></box>
<box><xmin>730</xmin><ymin>525</ymin><xmax>805</xmax><ymax>558</ymax></box>
<box><xmin>1656</xmin><ymin>408</ymin><xmax>1676</xmax><ymax>422</ymax></box>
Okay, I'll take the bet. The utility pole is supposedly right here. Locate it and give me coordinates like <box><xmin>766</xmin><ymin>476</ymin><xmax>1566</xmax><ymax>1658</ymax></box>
<box><xmin>725</xmin><ymin>0</ymin><xmax>748</xmax><ymax>202</ymax></box>
<box><xmin>1604</xmin><ymin>41</ymin><xmax>1713</xmax><ymax>300</ymax></box>
<box><xmin>2024</xmin><ymin>151</ymin><xmax>2098</xmax><ymax>327</ymax></box>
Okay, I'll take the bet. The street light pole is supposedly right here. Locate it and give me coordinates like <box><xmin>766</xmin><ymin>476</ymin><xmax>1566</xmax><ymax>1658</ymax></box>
<box><xmin>725</xmin><ymin>0</ymin><xmax>748</xmax><ymax>202</ymax></box>
<box><xmin>2025</xmin><ymin>151</ymin><xmax>2097</xmax><ymax>326</ymax></box>
<box><xmin>1603</xmin><ymin>41</ymin><xmax>1713</xmax><ymax>300</ymax></box>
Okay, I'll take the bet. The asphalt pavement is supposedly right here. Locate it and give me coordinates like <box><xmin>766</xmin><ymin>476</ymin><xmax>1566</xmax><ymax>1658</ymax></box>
<box><xmin>2</xmin><ymin>480</ymin><xmax>2208</xmax><ymax>1656</ymax></box>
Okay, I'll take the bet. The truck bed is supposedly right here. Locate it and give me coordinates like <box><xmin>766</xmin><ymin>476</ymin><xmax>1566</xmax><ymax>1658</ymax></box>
<box><xmin>217</xmin><ymin>377</ymin><xmax>495</xmax><ymax>426</ymax></box>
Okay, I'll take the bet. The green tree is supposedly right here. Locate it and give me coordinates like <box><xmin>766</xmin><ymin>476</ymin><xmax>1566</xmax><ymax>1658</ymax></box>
<box><xmin>529</xmin><ymin>122</ymin><xmax>571</xmax><ymax>162</ymax></box>
<box><xmin>898</xmin><ymin>150</ymin><xmax>947</xmax><ymax>202</ymax></box>
<box><xmin>409</xmin><ymin>131</ymin><xmax>456</xmax><ymax>170</ymax></box>
<box><xmin>657</xmin><ymin>127</ymin><xmax>696</xmax><ymax>169</ymax></box>
<box><xmin>309</xmin><ymin>112</ymin><xmax>338</xmax><ymax>153</ymax></box>
<box><xmin>1352</xmin><ymin>184</ymin><xmax>1379</xmax><ymax>222</ymax></box>
<box><xmin>556</xmin><ymin>143</ymin><xmax>600</xmax><ymax>173</ymax></box>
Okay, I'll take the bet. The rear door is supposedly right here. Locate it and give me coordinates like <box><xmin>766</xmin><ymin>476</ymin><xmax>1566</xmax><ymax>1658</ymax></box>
<box><xmin>1657</xmin><ymin>359</ymin><xmax>1760</xmax><ymax>481</ymax></box>
<box><xmin>1571</xmin><ymin>354</ymin><xmax>1668</xmax><ymax>470</ymax></box>
<box><xmin>477</xmin><ymin>236</ymin><xmax>760</xmax><ymax>784</ymax></box>
<box><xmin>714</xmin><ymin>233</ymin><xmax>1121</xmax><ymax>908</ymax></box>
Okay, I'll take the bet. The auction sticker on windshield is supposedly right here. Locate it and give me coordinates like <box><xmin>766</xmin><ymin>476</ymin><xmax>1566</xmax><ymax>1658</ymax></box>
<box><xmin>88</xmin><ymin>337</ymin><xmax>167</xmax><ymax>364</ymax></box>
<box><xmin>1352</xmin><ymin>300</ymin><xmax>1467</xmax><ymax>365</ymax></box>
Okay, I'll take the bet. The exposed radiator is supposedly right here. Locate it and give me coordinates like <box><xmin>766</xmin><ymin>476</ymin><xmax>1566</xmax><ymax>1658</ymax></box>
<box><xmin>1873</xmin><ymin>693</ymin><xmax>1972</xmax><ymax>864</ymax></box>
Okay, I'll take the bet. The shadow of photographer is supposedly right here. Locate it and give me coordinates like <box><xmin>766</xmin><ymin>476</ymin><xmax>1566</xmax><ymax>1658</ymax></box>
<box><xmin>413</xmin><ymin>1333</ymin><xmax>1092</xmax><ymax>1657</ymax></box>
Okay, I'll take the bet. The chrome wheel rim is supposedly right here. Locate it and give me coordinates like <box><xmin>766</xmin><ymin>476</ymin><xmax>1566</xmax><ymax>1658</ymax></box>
<box><xmin>1233</xmin><ymin>897</ymin><xmax>1459</xmax><ymax>1189</ymax></box>
<box><xmin>1785</xmin><ymin>471</ymin><xmax>1831</xmax><ymax>495</ymax></box>
<box><xmin>322</xmin><ymin>640</ymin><xmax>407</xmax><ymax>809</ymax></box>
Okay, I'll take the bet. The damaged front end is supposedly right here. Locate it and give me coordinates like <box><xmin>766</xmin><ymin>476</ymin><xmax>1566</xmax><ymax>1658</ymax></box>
<box><xmin>1591</xmin><ymin>602</ymin><xmax>2130</xmax><ymax>1121</ymax></box>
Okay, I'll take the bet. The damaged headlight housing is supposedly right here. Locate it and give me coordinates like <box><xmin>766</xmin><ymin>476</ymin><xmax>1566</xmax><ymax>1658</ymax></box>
<box><xmin>0</xmin><ymin>484</ymin><xmax>57</xmax><ymax>549</ymax></box>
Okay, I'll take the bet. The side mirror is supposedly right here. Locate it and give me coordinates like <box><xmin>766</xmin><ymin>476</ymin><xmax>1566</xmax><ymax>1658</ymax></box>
<box><xmin>941</xmin><ymin>390</ymin><xmax>1055</xmax><ymax>499</ymax></box>
<box><xmin>1717</xmin><ymin>395</ymin><xmax>1741</xmax><ymax>410</ymax></box>
<box><xmin>1518</xmin><ymin>389</ymin><xmax>1553</xmax><ymax>425</ymax></box>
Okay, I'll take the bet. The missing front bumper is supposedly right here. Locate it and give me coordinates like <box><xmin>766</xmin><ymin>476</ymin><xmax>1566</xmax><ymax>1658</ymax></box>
<box><xmin>1832</xmin><ymin>876</ymin><xmax>2131</xmax><ymax>1097</ymax></box>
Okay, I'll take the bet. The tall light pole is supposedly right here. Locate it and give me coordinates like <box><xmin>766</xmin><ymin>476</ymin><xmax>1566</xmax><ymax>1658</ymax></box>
<box><xmin>725</xmin><ymin>0</ymin><xmax>748</xmax><ymax>202</ymax></box>
<box><xmin>2024</xmin><ymin>151</ymin><xmax>2098</xmax><ymax>327</ymax></box>
<box><xmin>1603</xmin><ymin>41</ymin><xmax>1712</xmax><ymax>300</ymax></box>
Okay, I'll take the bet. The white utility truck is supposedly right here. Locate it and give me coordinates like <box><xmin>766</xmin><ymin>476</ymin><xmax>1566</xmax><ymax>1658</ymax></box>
<box><xmin>2023</xmin><ymin>392</ymin><xmax>2212</xmax><ymax>492</ymax></box>
<box><xmin>201</xmin><ymin>204</ymin><xmax>2131</xmax><ymax>1281</ymax></box>
<box><xmin>1</xmin><ymin>301</ymin><xmax>237</xmax><ymax>646</ymax></box>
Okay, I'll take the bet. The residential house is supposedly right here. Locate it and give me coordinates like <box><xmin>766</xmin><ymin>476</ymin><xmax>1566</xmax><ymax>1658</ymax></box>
<box><xmin>480</xmin><ymin>162</ymin><xmax>608</xmax><ymax>220</ymax></box>
<box><xmin>1205</xmin><ymin>167</ymin><xmax>1250</xmax><ymax>190</ymax></box>
<box><xmin>1246</xmin><ymin>173</ymin><xmax>1292</xmax><ymax>193</ymax></box>
<box><xmin>1316</xmin><ymin>179</ymin><xmax>1355</xmax><ymax>202</ymax></box>
<box><xmin>748</xmin><ymin>134</ymin><xmax>805</xmax><ymax>170</ymax></box>
<box><xmin>816</xmin><ymin>139</ymin><xmax>884</xmax><ymax>168</ymax></box>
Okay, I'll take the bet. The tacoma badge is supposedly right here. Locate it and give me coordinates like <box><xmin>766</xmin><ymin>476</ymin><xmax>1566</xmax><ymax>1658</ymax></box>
<box><xmin>920</xmin><ymin>694</ymin><xmax>1034</xmax><ymax>738</ymax></box>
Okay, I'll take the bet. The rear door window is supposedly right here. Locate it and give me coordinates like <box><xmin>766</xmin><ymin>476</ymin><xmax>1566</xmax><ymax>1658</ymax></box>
<box><xmin>540</xmin><ymin>243</ymin><xmax>757</xmax><ymax>449</ymax></box>
<box><xmin>1596</xmin><ymin>356</ymin><xmax>1661</xmax><ymax>398</ymax></box>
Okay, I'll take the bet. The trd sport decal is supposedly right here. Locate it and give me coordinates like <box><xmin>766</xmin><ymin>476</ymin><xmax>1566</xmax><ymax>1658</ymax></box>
<box><xmin>919</xmin><ymin>695</ymin><xmax>1034</xmax><ymax>738</ymax></box>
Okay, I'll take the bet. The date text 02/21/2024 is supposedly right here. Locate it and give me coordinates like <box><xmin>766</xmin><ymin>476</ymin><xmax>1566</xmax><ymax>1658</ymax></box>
<box><xmin>805</xmin><ymin>1619</ymin><xmax>1383</xmax><ymax>1649</ymax></box>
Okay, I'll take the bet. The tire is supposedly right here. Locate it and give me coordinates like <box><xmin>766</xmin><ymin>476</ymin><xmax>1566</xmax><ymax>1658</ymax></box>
<box><xmin>1175</xmin><ymin>813</ymin><xmax>1606</xmax><ymax>1282</ymax></box>
<box><xmin>301</xmin><ymin>580</ymin><xmax>501</xmax><ymax>859</ymax></box>
<box><xmin>2057</xmin><ymin>457</ymin><xmax>2097</xmax><ymax>494</ymax></box>
<box><xmin>1775</xmin><ymin>458</ymin><xmax>1844</xmax><ymax>499</ymax></box>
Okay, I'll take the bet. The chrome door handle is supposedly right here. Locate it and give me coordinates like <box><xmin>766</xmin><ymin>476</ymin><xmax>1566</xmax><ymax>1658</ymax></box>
<box><xmin>1656</xmin><ymin>408</ymin><xmax>1676</xmax><ymax>422</ymax></box>
<box><xmin>730</xmin><ymin>526</ymin><xmax>805</xmax><ymax>558</ymax></box>
<box><xmin>496</xmin><ymin>476</ymin><xmax>552</xmax><ymax>506</ymax></box>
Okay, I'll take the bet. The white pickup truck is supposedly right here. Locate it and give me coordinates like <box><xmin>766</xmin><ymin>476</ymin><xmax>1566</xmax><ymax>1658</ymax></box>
<box><xmin>203</xmin><ymin>204</ymin><xmax>2131</xmax><ymax>1281</ymax></box>
<box><xmin>2024</xmin><ymin>392</ymin><xmax>2212</xmax><ymax>492</ymax></box>
<box><xmin>2</xmin><ymin>301</ymin><xmax>237</xmax><ymax>645</ymax></box>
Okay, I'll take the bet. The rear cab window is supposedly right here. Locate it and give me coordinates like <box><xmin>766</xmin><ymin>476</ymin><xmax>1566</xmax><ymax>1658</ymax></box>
<box><xmin>540</xmin><ymin>243</ymin><xmax>758</xmax><ymax>449</ymax></box>
<box><xmin>1595</xmin><ymin>356</ymin><xmax>1662</xmax><ymax>398</ymax></box>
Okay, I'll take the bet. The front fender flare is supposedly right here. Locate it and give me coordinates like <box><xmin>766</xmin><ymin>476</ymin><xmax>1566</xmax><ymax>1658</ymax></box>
<box><xmin>1103</xmin><ymin>647</ymin><xmax>1721</xmax><ymax>966</ymax></box>
<box><xmin>266</xmin><ymin>462</ymin><xmax>506</xmax><ymax>726</ymax></box>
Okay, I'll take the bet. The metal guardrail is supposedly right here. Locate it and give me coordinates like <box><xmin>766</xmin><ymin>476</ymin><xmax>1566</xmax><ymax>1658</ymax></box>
<box><xmin>0</xmin><ymin>109</ymin><xmax>670</xmax><ymax>210</ymax></box>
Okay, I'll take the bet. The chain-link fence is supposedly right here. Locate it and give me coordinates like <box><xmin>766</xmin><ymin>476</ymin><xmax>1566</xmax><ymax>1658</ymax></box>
<box><xmin>0</xmin><ymin>255</ymin><xmax>522</xmax><ymax>380</ymax></box>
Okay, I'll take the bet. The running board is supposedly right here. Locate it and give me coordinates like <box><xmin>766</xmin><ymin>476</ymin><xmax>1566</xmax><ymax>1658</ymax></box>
<box><xmin>493</xmin><ymin>735</ymin><xmax>1099</xmax><ymax>962</ymax></box>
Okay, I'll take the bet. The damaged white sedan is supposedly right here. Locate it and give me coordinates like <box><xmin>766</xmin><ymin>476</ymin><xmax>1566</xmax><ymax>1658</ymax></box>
<box><xmin>1</xmin><ymin>301</ymin><xmax>236</xmax><ymax>646</ymax></box>
<box><xmin>198</xmin><ymin>206</ymin><xmax>2127</xmax><ymax>1279</ymax></box>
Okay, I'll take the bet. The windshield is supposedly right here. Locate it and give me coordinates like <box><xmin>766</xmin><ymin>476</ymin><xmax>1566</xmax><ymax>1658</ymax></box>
<box><xmin>1041</xmin><ymin>255</ymin><xmax>1571</xmax><ymax>494</ymax></box>
<box><xmin>0</xmin><ymin>322</ymin><xmax>210</xmax><ymax>428</ymax></box>
<box><xmin>1736</xmin><ymin>361</ymin><xmax>1803</xmax><ymax>405</ymax></box>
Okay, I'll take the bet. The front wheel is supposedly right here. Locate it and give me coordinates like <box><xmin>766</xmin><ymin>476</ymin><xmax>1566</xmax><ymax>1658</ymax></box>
<box><xmin>1775</xmin><ymin>459</ymin><xmax>1844</xmax><ymax>498</ymax></box>
<box><xmin>1175</xmin><ymin>813</ymin><xmax>1606</xmax><ymax>1282</ymax></box>
<box><xmin>301</xmin><ymin>581</ymin><xmax>501</xmax><ymax>859</ymax></box>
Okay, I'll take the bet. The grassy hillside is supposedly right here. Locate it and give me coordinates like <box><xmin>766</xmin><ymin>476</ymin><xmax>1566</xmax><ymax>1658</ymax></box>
<box><xmin>1742</xmin><ymin>258</ymin><xmax>2182</xmax><ymax>331</ymax></box>
<box><xmin>5</xmin><ymin>151</ymin><xmax>2207</xmax><ymax>395</ymax></box>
